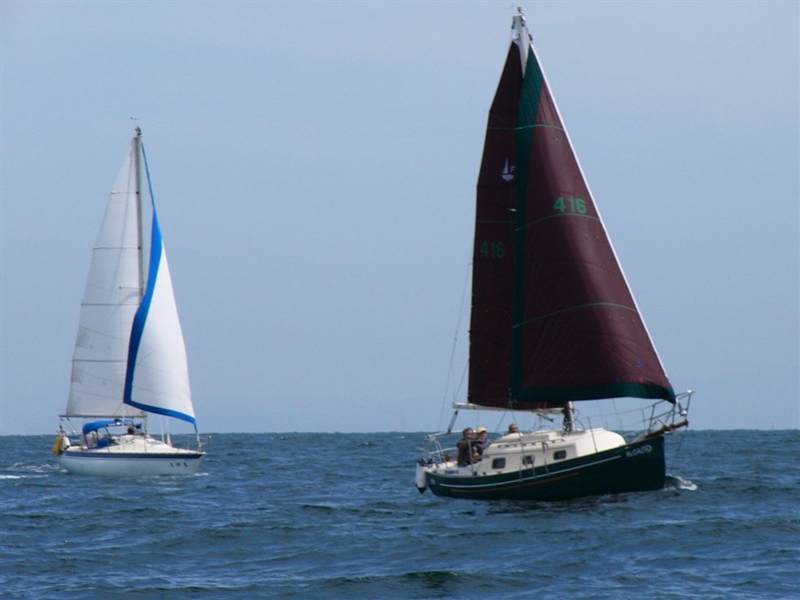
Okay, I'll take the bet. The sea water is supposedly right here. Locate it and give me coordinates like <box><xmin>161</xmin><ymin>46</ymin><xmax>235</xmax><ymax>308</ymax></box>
<box><xmin>1</xmin><ymin>430</ymin><xmax>797</xmax><ymax>599</ymax></box>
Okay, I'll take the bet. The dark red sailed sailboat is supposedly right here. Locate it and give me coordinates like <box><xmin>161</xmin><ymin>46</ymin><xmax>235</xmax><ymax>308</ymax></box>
<box><xmin>415</xmin><ymin>11</ymin><xmax>691</xmax><ymax>501</ymax></box>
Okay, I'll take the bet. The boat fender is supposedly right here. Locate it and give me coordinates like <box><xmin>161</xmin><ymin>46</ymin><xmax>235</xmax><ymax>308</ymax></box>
<box><xmin>414</xmin><ymin>463</ymin><xmax>428</xmax><ymax>493</ymax></box>
<box><xmin>52</xmin><ymin>434</ymin><xmax>70</xmax><ymax>455</ymax></box>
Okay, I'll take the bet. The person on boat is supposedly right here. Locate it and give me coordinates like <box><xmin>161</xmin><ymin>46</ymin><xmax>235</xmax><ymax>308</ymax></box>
<box><xmin>125</xmin><ymin>422</ymin><xmax>143</xmax><ymax>436</ymax></box>
<box><xmin>507</xmin><ymin>423</ymin><xmax>520</xmax><ymax>434</ymax></box>
<box><xmin>456</xmin><ymin>428</ymin><xmax>480</xmax><ymax>467</ymax></box>
<box><xmin>475</xmin><ymin>427</ymin><xmax>491</xmax><ymax>456</ymax></box>
<box><xmin>85</xmin><ymin>430</ymin><xmax>97</xmax><ymax>447</ymax></box>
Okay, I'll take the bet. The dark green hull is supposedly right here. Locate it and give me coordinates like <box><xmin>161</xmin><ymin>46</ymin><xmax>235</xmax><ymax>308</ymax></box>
<box><xmin>426</xmin><ymin>435</ymin><xmax>666</xmax><ymax>501</ymax></box>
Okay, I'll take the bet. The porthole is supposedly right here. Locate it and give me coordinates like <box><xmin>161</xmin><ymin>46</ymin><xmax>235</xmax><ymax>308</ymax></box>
<box><xmin>553</xmin><ymin>450</ymin><xmax>567</xmax><ymax>460</ymax></box>
<box><xmin>491</xmin><ymin>458</ymin><xmax>506</xmax><ymax>469</ymax></box>
<box><xmin>523</xmin><ymin>455</ymin><xmax>534</xmax><ymax>465</ymax></box>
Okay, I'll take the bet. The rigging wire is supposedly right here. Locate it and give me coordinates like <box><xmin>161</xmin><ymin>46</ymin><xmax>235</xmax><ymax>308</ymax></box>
<box><xmin>438</xmin><ymin>259</ymin><xmax>472</xmax><ymax>431</ymax></box>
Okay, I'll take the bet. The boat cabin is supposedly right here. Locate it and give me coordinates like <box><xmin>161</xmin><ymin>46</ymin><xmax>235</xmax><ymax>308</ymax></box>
<box><xmin>81</xmin><ymin>419</ymin><xmax>143</xmax><ymax>449</ymax></box>
<box><xmin>433</xmin><ymin>428</ymin><xmax>628</xmax><ymax>477</ymax></box>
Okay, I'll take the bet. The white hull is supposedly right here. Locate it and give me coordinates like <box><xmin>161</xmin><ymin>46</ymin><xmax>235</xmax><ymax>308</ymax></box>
<box><xmin>58</xmin><ymin>434</ymin><xmax>205</xmax><ymax>477</ymax></box>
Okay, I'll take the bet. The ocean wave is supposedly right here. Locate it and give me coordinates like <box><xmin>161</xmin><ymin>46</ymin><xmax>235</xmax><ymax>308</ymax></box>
<box><xmin>665</xmin><ymin>475</ymin><xmax>698</xmax><ymax>491</ymax></box>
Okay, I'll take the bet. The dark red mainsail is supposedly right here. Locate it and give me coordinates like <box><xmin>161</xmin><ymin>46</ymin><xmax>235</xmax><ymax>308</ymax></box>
<box><xmin>468</xmin><ymin>21</ymin><xmax>674</xmax><ymax>410</ymax></box>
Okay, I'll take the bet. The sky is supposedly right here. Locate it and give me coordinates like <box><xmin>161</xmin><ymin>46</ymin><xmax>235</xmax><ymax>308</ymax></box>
<box><xmin>1</xmin><ymin>1</ymin><xmax>797</xmax><ymax>435</ymax></box>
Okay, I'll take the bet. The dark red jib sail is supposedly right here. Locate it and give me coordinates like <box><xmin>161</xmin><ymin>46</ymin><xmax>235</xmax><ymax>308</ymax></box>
<box><xmin>468</xmin><ymin>15</ymin><xmax>674</xmax><ymax>410</ymax></box>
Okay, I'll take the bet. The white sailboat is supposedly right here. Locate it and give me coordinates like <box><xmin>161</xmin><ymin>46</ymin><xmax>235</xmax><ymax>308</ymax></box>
<box><xmin>54</xmin><ymin>128</ymin><xmax>206</xmax><ymax>476</ymax></box>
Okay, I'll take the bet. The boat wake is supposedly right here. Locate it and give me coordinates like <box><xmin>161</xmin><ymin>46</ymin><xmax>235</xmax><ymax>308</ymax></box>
<box><xmin>1</xmin><ymin>462</ymin><xmax>59</xmax><ymax>478</ymax></box>
<box><xmin>665</xmin><ymin>475</ymin><xmax>697</xmax><ymax>491</ymax></box>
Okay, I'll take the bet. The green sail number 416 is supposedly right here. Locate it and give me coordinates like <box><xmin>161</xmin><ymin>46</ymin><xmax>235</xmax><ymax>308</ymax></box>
<box><xmin>480</xmin><ymin>241</ymin><xmax>506</xmax><ymax>259</ymax></box>
<box><xmin>553</xmin><ymin>196</ymin><xmax>587</xmax><ymax>214</ymax></box>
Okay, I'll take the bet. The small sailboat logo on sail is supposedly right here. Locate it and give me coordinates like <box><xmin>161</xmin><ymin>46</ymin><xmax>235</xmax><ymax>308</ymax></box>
<box><xmin>502</xmin><ymin>158</ymin><xmax>515</xmax><ymax>182</ymax></box>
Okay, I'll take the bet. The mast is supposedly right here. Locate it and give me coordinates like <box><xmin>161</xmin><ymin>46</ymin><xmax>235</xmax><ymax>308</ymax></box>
<box><xmin>134</xmin><ymin>127</ymin><xmax>145</xmax><ymax>301</ymax></box>
<box><xmin>509</xmin><ymin>9</ymin><xmax>531</xmax><ymax>406</ymax></box>
<box><xmin>563</xmin><ymin>402</ymin><xmax>576</xmax><ymax>432</ymax></box>
<box><xmin>512</xmin><ymin>8</ymin><xmax>531</xmax><ymax>77</ymax></box>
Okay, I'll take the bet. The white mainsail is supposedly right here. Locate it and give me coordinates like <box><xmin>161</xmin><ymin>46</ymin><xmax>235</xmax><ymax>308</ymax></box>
<box><xmin>65</xmin><ymin>142</ymin><xmax>145</xmax><ymax>418</ymax></box>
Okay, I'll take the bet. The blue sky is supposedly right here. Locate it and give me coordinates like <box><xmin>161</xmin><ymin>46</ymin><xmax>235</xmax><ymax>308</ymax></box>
<box><xmin>1</xmin><ymin>1</ymin><xmax>797</xmax><ymax>434</ymax></box>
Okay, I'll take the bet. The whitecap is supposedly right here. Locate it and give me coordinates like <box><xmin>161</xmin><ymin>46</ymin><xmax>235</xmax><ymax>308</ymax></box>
<box><xmin>665</xmin><ymin>475</ymin><xmax>698</xmax><ymax>491</ymax></box>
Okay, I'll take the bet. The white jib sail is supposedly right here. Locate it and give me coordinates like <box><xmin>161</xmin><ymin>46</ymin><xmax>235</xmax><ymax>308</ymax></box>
<box><xmin>124</xmin><ymin>208</ymin><xmax>195</xmax><ymax>426</ymax></box>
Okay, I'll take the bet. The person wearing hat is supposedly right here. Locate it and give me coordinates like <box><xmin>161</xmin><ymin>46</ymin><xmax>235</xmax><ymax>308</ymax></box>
<box><xmin>475</xmin><ymin>427</ymin><xmax>490</xmax><ymax>457</ymax></box>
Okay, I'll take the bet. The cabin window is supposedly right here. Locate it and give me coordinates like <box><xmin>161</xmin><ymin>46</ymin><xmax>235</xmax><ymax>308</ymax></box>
<box><xmin>491</xmin><ymin>458</ymin><xmax>506</xmax><ymax>469</ymax></box>
<box><xmin>523</xmin><ymin>455</ymin><xmax>534</xmax><ymax>465</ymax></box>
<box><xmin>553</xmin><ymin>450</ymin><xmax>567</xmax><ymax>460</ymax></box>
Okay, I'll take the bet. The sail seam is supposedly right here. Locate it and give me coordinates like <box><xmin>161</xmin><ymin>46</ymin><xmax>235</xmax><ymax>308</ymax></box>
<box><xmin>488</xmin><ymin>124</ymin><xmax>565</xmax><ymax>133</ymax></box>
<box><xmin>80</xmin><ymin>302</ymin><xmax>138</xmax><ymax>306</ymax></box>
<box><xmin>516</xmin><ymin>124</ymin><xmax>564</xmax><ymax>132</ymax></box>
<box><xmin>73</xmin><ymin>359</ymin><xmax>127</xmax><ymax>363</ymax></box>
<box><xmin>514</xmin><ymin>302</ymin><xmax>639</xmax><ymax>328</ymax></box>
<box><xmin>517</xmin><ymin>212</ymin><xmax>600</xmax><ymax>231</ymax></box>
